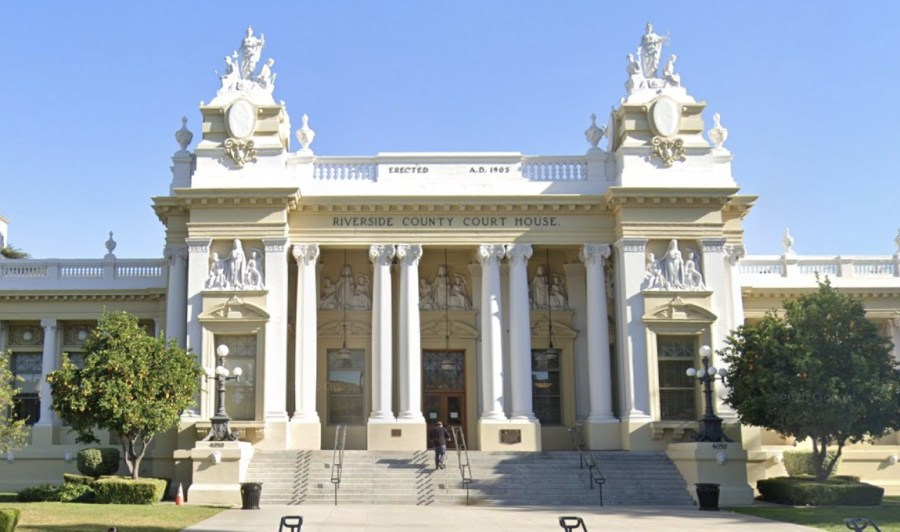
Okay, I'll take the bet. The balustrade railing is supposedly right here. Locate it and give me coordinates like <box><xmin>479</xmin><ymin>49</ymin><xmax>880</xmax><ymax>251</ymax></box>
<box><xmin>521</xmin><ymin>157</ymin><xmax>588</xmax><ymax>181</ymax></box>
<box><xmin>739</xmin><ymin>256</ymin><xmax>899</xmax><ymax>279</ymax></box>
<box><xmin>313</xmin><ymin>158</ymin><xmax>378</xmax><ymax>181</ymax></box>
<box><xmin>0</xmin><ymin>258</ymin><xmax>167</xmax><ymax>288</ymax></box>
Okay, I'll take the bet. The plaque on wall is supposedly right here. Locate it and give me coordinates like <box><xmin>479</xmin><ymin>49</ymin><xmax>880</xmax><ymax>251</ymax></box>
<box><xmin>499</xmin><ymin>429</ymin><xmax>522</xmax><ymax>444</ymax></box>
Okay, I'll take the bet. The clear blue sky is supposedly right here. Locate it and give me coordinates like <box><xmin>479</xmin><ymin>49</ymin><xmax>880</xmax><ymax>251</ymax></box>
<box><xmin>2</xmin><ymin>2</ymin><xmax>898</xmax><ymax>259</ymax></box>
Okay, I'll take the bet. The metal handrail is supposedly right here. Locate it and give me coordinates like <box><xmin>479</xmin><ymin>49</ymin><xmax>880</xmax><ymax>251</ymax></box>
<box><xmin>450</xmin><ymin>425</ymin><xmax>473</xmax><ymax>506</ymax></box>
<box><xmin>568</xmin><ymin>425</ymin><xmax>590</xmax><ymax>469</ymax></box>
<box><xmin>330</xmin><ymin>424</ymin><xmax>347</xmax><ymax>506</ymax></box>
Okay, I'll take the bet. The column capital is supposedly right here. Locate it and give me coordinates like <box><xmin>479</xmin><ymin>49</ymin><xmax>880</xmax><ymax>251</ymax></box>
<box><xmin>699</xmin><ymin>238</ymin><xmax>727</xmax><ymax>254</ymax></box>
<box><xmin>504</xmin><ymin>243</ymin><xmax>533</xmax><ymax>265</ymax></box>
<box><xmin>395</xmin><ymin>244</ymin><xmax>423</xmax><ymax>266</ymax></box>
<box><xmin>580</xmin><ymin>243</ymin><xmax>612</xmax><ymax>265</ymax></box>
<box><xmin>40</xmin><ymin>318</ymin><xmax>58</xmax><ymax>332</ymax></box>
<box><xmin>725</xmin><ymin>244</ymin><xmax>746</xmax><ymax>266</ymax></box>
<box><xmin>477</xmin><ymin>244</ymin><xmax>505</xmax><ymax>266</ymax></box>
<box><xmin>615</xmin><ymin>238</ymin><xmax>648</xmax><ymax>253</ymax></box>
<box><xmin>291</xmin><ymin>243</ymin><xmax>320</xmax><ymax>265</ymax></box>
<box><xmin>185</xmin><ymin>238</ymin><xmax>212</xmax><ymax>254</ymax></box>
<box><xmin>163</xmin><ymin>244</ymin><xmax>188</xmax><ymax>263</ymax></box>
<box><xmin>369</xmin><ymin>244</ymin><xmax>396</xmax><ymax>266</ymax></box>
<box><xmin>263</xmin><ymin>237</ymin><xmax>290</xmax><ymax>253</ymax></box>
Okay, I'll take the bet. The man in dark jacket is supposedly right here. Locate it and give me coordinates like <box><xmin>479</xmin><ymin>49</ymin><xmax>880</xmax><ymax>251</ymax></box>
<box><xmin>429</xmin><ymin>421</ymin><xmax>451</xmax><ymax>469</ymax></box>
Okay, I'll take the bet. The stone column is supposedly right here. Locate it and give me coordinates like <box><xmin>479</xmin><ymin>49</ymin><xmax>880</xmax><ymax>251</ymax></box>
<box><xmin>396</xmin><ymin>244</ymin><xmax>425</xmax><ymax>423</ymax></box>
<box><xmin>263</xmin><ymin>238</ymin><xmax>290</xmax><ymax>426</ymax></box>
<box><xmin>478</xmin><ymin>244</ymin><xmax>508</xmax><ymax>422</ymax></box>
<box><xmin>164</xmin><ymin>245</ymin><xmax>188</xmax><ymax>347</ymax></box>
<box><xmin>614</xmin><ymin>238</ymin><xmax>652</xmax><ymax>432</ymax></box>
<box><xmin>581</xmin><ymin>244</ymin><xmax>615</xmax><ymax>422</ymax></box>
<box><xmin>185</xmin><ymin>238</ymin><xmax>211</xmax><ymax>419</ymax></box>
<box><xmin>505</xmin><ymin>243</ymin><xmax>536</xmax><ymax>422</ymax></box>
<box><xmin>0</xmin><ymin>321</ymin><xmax>6</xmax><ymax>352</ymax></box>
<box><xmin>701</xmin><ymin>238</ymin><xmax>737</xmax><ymax>421</ymax></box>
<box><xmin>37</xmin><ymin>319</ymin><xmax>58</xmax><ymax>427</ymax></box>
<box><xmin>291</xmin><ymin>244</ymin><xmax>320</xmax><ymax>423</ymax></box>
<box><xmin>369</xmin><ymin>244</ymin><xmax>396</xmax><ymax>422</ymax></box>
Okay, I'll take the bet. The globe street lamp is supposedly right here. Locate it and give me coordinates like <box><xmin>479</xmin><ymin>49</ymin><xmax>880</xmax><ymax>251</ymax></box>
<box><xmin>686</xmin><ymin>345</ymin><xmax>730</xmax><ymax>443</ymax></box>
<box><xmin>202</xmin><ymin>344</ymin><xmax>243</xmax><ymax>442</ymax></box>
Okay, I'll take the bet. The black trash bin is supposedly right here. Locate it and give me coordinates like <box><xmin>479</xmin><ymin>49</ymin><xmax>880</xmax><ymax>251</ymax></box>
<box><xmin>695</xmin><ymin>483</ymin><xmax>720</xmax><ymax>511</ymax></box>
<box><xmin>240</xmin><ymin>482</ymin><xmax>263</xmax><ymax>510</ymax></box>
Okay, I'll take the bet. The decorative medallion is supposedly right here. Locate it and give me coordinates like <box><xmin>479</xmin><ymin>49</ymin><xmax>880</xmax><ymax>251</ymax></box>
<box><xmin>224</xmin><ymin>138</ymin><xmax>257</xmax><ymax>168</ymax></box>
<box><xmin>650</xmin><ymin>136</ymin><xmax>685</xmax><ymax>167</ymax></box>
<box><xmin>649</xmin><ymin>96</ymin><xmax>681</xmax><ymax>137</ymax></box>
<box><xmin>226</xmin><ymin>99</ymin><xmax>257</xmax><ymax>139</ymax></box>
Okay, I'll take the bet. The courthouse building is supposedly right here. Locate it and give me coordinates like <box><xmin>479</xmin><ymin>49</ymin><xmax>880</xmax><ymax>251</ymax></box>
<box><xmin>1</xmin><ymin>26</ymin><xmax>899</xmax><ymax>496</ymax></box>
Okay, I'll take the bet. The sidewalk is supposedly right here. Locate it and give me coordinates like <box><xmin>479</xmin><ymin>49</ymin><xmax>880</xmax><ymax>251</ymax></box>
<box><xmin>181</xmin><ymin>504</ymin><xmax>818</xmax><ymax>531</ymax></box>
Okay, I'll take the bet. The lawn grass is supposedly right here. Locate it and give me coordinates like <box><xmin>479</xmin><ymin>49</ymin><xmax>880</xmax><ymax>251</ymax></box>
<box><xmin>730</xmin><ymin>496</ymin><xmax>900</xmax><ymax>532</ymax></box>
<box><xmin>0</xmin><ymin>493</ymin><xmax>226</xmax><ymax>532</ymax></box>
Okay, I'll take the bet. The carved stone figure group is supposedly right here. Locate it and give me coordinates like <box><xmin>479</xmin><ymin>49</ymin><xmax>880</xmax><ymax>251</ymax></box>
<box><xmin>530</xmin><ymin>267</ymin><xmax>569</xmax><ymax>310</ymax></box>
<box><xmin>643</xmin><ymin>239</ymin><xmax>705</xmax><ymax>291</ymax></box>
<box><xmin>319</xmin><ymin>264</ymin><xmax>372</xmax><ymax>310</ymax></box>
<box><xmin>217</xmin><ymin>27</ymin><xmax>277</xmax><ymax>95</ymax></box>
<box><xmin>205</xmin><ymin>239</ymin><xmax>265</xmax><ymax>290</ymax></box>
<box><xmin>626</xmin><ymin>22</ymin><xmax>680</xmax><ymax>90</ymax></box>
<box><xmin>419</xmin><ymin>266</ymin><xmax>471</xmax><ymax>311</ymax></box>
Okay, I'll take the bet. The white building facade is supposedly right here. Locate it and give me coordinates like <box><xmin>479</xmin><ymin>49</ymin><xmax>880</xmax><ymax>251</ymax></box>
<box><xmin>2</xmin><ymin>26</ymin><xmax>899</xmax><ymax>497</ymax></box>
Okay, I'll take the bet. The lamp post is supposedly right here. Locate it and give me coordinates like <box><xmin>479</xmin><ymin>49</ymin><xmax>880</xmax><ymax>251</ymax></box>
<box><xmin>686</xmin><ymin>345</ymin><xmax>729</xmax><ymax>443</ymax></box>
<box><xmin>203</xmin><ymin>344</ymin><xmax>243</xmax><ymax>442</ymax></box>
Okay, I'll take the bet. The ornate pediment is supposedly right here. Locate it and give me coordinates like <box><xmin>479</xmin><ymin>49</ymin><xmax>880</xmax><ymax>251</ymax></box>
<box><xmin>643</xmin><ymin>296</ymin><xmax>716</xmax><ymax>323</ymax></box>
<box><xmin>317</xmin><ymin>317</ymin><xmax>372</xmax><ymax>337</ymax></box>
<box><xmin>420</xmin><ymin>315</ymin><xmax>479</xmax><ymax>339</ymax></box>
<box><xmin>199</xmin><ymin>295</ymin><xmax>270</xmax><ymax>321</ymax></box>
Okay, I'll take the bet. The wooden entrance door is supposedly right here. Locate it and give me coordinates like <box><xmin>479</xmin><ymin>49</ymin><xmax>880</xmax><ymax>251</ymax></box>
<box><xmin>422</xmin><ymin>350</ymin><xmax>465</xmax><ymax>448</ymax></box>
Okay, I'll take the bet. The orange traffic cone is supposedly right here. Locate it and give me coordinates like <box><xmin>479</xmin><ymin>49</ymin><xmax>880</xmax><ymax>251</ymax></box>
<box><xmin>175</xmin><ymin>482</ymin><xmax>184</xmax><ymax>506</ymax></box>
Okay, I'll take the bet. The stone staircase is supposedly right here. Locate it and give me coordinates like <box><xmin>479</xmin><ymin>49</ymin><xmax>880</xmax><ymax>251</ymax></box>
<box><xmin>245</xmin><ymin>450</ymin><xmax>695</xmax><ymax>506</ymax></box>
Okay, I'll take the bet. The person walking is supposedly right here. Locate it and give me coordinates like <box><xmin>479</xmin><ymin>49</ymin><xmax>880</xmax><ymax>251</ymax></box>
<box><xmin>429</xmin><ymin>421</ymin><xmax>451</xmax><ymax>470</ymax></box>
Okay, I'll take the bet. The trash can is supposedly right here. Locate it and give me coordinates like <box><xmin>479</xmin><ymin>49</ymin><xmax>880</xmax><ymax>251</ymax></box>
<box><xmin>695</xmin><ymin>483</ymin><xmax>720</xmax><ymax>511</ymax></box>
<box><xmin>240</xmin><ymin>482</ymin><xmax>262</xmax><ymax>510</ymax></box>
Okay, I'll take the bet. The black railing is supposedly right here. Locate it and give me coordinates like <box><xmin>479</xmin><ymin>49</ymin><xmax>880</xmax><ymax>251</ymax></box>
<box><xmin>569</xmin><ymin>426</ymin><xmax>604</xmax><ymax>505</ymax></box>
<box><xmin>330</xmin><ymin>424</ymin><xmax>346</xmax><ymax>506</ymax></box>
<box><xmin>450</xmin><ymin>425</ymin><xmax>473</xmax><ymax>506</ymax></box>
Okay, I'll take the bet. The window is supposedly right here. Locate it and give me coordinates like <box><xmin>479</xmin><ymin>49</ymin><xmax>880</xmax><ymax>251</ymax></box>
<box><xmin>11</xmin><ymin>352</ymin><xmax>42</xmax><ymax>425</ymax></box>
<box><xmin>215</xmin><ymin>335</ymin><xmax>257</xmax><ymax>421</ymax></box>
<box><xmin>532</xmin><ymin>349</ymin><xmax>562</xmax><ymax>425</ymax></box>
<box><xmin>657</xmin><ymin>336</ymin><xmax>697</xmax><ymax>420</ymax></box>
<box><xmin>327</xmin><ymin>349</ymin><xmax>365</xmax><ymax>425</ymax></box>
<box><xmin>422</xmin><ymin>350</ymin><xmax>464</xmax><ymax>390</ymax></box>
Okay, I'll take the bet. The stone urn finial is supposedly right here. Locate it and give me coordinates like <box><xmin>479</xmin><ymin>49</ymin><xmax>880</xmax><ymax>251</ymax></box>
<box><xmin>296</xmin><ymin>114</ymin><xmax>315</xmax><ymax>153</ymax></box>
<box><xmin>584</xmin><ymin>113</ymin><xmax>606</xmax><ymax>150</ymax></box>
<box><xmin>175</xmin><ymin>116</ymin><xmax>193</xmax><ymax>152</ymax></box>
<box><xmin>105</xmin><ymin>231</ymin><xmax>117</xmax><ymax>259</ymax></box>
<box><xmin>894</xmin><ymin>228</ymin><xmax>900</xmax><ymax>255</ymax></box>
<box><xmin>782</xmin><ymin>228</ymin><xmax>795</xmax><ymax>256</ymax></box>
<box><xmin>708</xmin><ymin>113</ymin><xmax>728</xmax><ymax>149</ymax></box>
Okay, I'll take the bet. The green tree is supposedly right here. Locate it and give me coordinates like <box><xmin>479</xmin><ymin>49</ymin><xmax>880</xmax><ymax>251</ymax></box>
<box><xmin>721</xmin><ymin>280</ymin><xmax>900</xmax><ymax>481</ymax></box>
<box><xmin>48</xmin><ymin>311</ymin><xmax>202</xmax><ymax>479</ymax></box>
<box><xmin>0</xmin><ymin>350</ymin><xmax>29</xmax><ymax>454</ymax></box>
<box><xmin>0</xmin><ymin>246</ymin><xmax>28</xmax><ymax>259</ymax></box>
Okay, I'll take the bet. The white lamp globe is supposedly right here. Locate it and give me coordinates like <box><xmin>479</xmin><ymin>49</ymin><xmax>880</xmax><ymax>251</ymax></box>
<box><xmin>204</xmin><ymin>367</ymin><xmax>214</xmax><ymax>378</ymax></box>
<box><xmin>718</xmin><ymin>368</ymin><xmax>728</xmax><ymax>377</ymax></box>
<box><xmin>216</xmin><ymin>344</ymin><xmax>229</xmax><ymax>358</ymax></box>
<box><xmin>233</xmin><ymin>367</ymin><xmax>243</xmax><ymax>377</ymax></box>
<box><xmin>708</xmin><ymin>366</ymin><xmax>718</xmax><ymax>376</ymax></box>
<box><xmin>696</xmin><ymin>368</ymin><xmax>706</xmax><ymax>378</ymax></box>
<box><xmin>215</xmin><ymin>365</ymin><xmax>227</xmax><ymax>376</ymax></box>
<box><xmin>699</xmin><ymin>345</ymin><xmax>712</xmax><ymax>358</ymax></box>
<box><xmin>686</xmin><ymin>368</ymin><xmax>697</xmax><ymax>377</ymax></box>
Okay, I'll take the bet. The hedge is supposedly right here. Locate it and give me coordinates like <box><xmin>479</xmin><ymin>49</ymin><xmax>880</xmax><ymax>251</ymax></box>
<box><xmin>757</xmin><ymin>477</ymin><xmax>883</xmax><ymax>506</ymax></box>
<box><xmin>94</xmin><ymin>477</ymin><xmax>167</xmax><ymax>505</ymax></box>
<box><xmin>16</xmin><ymin>482</ymin><xmax>94</xmax><ymax>503</ymax></box>
<box><xmin>782</xmin><ymin>450</ymin><xmax>841</xmax><ymax>477</ymax></box>
<box><xmin>77</xmin><ymin>448</ymin><xmax>120</xmax><ymax>478</ymax></box>
<box><xmin>63</xmin><ymin>473</ymin><xmax>96</xmax><ymax>487</ymax></box>
<box><xmin>0</xmin><ymin>509</ymin><xmax>20</xmax><ymax>532</ymax></box>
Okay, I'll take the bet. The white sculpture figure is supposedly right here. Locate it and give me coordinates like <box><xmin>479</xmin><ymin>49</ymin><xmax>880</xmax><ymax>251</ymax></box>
<box><xmin>228</xmin><ymin>239</ymin><xmax>247</xmax><ymax>289</ymax></box>
<box><xmin>320</xmin><ymin>278</ymin><xmax>338</xmax><ymax>310</ymax></box>
<box><xmin>257</xmin><ymin>58</ymin><xmax>276</xmax><ymax>91</ymax></box>
<box><xmin>640</xmin><ymin>22</ymin><xmax>668</xmax><ymax>78</ymax></box>
<box><xmin>663</xmin><ymin>54</ymin><xmax>680</xmax><ymax>86</ymax></box>
<box><xmin>431</xmin><ymin>265</ymin><xmax>450</xmax><ymax>310</ymax></box>
<box><xmin>684</xmin><ymin>252</ymin><xmax>706</xmax><ymax>289</ymax></box>
<box><xmin>626</xmin><ymin>52</ymin><xmax>645</xmax><ymax>89</ymax></box>
<box><xmin>353</xmin><ymin>274</ymin><xmax>372</xmax><ymax>310</ymax></box>
<box><xmin>240</xmin><ymin>26</ymin><xmax>265</xmax><ymax>80</ymax></box>
<box><xmin>663</xmin><ymin>239</ymin><xmax>685</xmax><ymax>289</ymax></box>
<box><xmin>643</xmin><ymin>252</ymin><xmax>663</xmax><ymax>289</ymax></box>
<box><xmin>419</xmin><ymin>278</ymin><xmax>435</xmax><ymax>310</ymax></box>
<box><xmin>335</xmin><ymin>264</ymin><xmax>355</xmax><ymax>310</ymax></box>
<box><xmin>448</xmin><ymin>274</ymin><xmax>471</xmax><ymax>310</ymax></box>
<box><xmin>529</xmin><ymin>266</ymin><xmax>550</xmax><ymax>310</ymax></box>
<box><xmin>220</xmin><ymin>55</ymin><xmax>239</xmax><ymax>88</ymax></box>
<box><xmin>245</xmin><ymin>251</ymin><xmax>263</xmax><ymax>289</ymax></box>
<box><xmin>549</xmin><ymin>274</ymin><xmax>568</xmax><ymax>310</ymax></box>
<box><xmin>205</xmin><ymin>252</ymin><xmax>228</xmax><ymax>289</ymax></box>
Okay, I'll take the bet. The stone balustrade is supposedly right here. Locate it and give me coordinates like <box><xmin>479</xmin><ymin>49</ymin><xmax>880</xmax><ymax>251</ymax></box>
<box><xmin>0</xmin><ymin>258</ymin><xmax>167</xmax><ymax>291</ymax></box>
<box><xmin>739</xmin><ymin>255</ymin><xmax>899</xmax><ymax>279</ymax></box>
<box><xmin>521</xmin><ymin>157</ymin><xmax>588</xmax><ymax>181</ymax></box>
<box><xmin>313</xmin><ymin>158</ymin><xmax>378</xmax><ymax>181</ymax></box>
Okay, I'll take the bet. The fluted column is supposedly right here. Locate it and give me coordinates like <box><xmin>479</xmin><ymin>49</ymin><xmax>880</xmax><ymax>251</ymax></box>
<box><xmin>262</xmin><ymin>238</ymin><xmax>290</xmax><ymax>423</ymax></box>
<box><xmin>292</xmin><ymin>243</ymin><xmax>320</xmax><ymax>422</ymax></box>
<box><xmin>396</xmin><ymin>244</ymin><xmax>425</xmax><ymax>422</ymax></box>
<box><xmin>369</xmin><ymin>244</ymin><xmax>396</xmax><ymax>422</ymax></box>
<box><xmin>505</xmin><ymin>244</ymin><xmax>536</xmax><ymax>421</ymax></box>
<box><xmin>37</xmin><ymin>319</ymin><xmax>58</xmax><ymax>427</ymax></box>
<box><xmin>164</xmin><ymin>245</ymin><xmax>188</xmax><ymax>348</ymax></box>
<box><xmin>478</xmin><ymin>244</ymin><xmax>508</xmax><ymax>421</ymax></box>
<box><xmin>581</xmin><ymin>244</ymin><xmax>615</xmax><ymax>422</ymax></box>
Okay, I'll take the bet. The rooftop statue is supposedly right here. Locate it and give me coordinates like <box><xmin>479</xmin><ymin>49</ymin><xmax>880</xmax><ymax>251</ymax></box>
<box><xmin>640</xmin><ymin>22</ymin><xmax>668</xmax><ymax>78</ymax></box>
<box><xmin>240</xmin><ymin>26</ymin><xmax>265</xmax><ymax>80</ymax></box>
<box><xmin>626</xmin><ymin>23</ymin><xmax>682</xmax><ymax>93</ymax></box>
<box><xmin>214</xmin><ymin>27</ymin><xmax>277</xmax><ymax>103</ymax></box>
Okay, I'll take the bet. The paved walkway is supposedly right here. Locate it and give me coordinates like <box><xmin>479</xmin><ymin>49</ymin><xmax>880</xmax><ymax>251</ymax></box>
<box><xmin>181</xmin><ymin>504</ymin><xmax>817</xmax><ymax>531</ymax></box>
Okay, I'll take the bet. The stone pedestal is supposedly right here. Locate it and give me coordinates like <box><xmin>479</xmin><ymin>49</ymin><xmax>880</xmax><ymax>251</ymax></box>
<box><xmin>583</xmin><ymin>420</ymin><xmax>621</xmax><ymax>450</ymax></box>
<box><xmin>367</xmin><ymin>421</ymin><xmax>427</xmax><ymax>451</ymax></box>
<box><xmin>187</xmin><ymin>441</ymin><xmax>254</xmax><ymax>507</ymax></box>
<box><xmin>477</xmin><ymin>420</ymin><xmax>541</xmax><ymax>452</ymax></box>
<box><xmin>666</xmin><ymin>442</ymin><xmax>754</xmax><ymax>507</ymax></box>
<box><xmin>288</xmin><ymin>420</ymin><xmax>322</xmax><ymax>450</ymax></box>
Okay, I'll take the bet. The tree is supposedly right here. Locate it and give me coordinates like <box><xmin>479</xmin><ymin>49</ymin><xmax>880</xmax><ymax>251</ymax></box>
<box><xmin>48</xmin><ymin>311</ymin><xmax>202</xmax><ymax>479</ymax></box>
<box><xmin>721</xmin><ymin>279</ymin><xmax>900</xmax><ymax>481</ymax></box>
<box><xmin>0</xmin><ymin>246</ymin><xmax>28</xmax><ymax>259</ymax></box>
<box><xmin>0</xmin><ymin>350</ymin><xmax>29</xmax><ymax>454</ymax></box>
